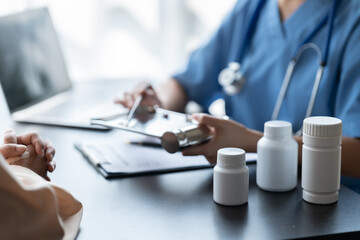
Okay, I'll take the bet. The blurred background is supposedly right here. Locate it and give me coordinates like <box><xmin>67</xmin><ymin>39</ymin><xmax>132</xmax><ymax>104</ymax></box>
<box><xmin>0</xmin><ymin>0</ymin><xmax>236</xmax><ymax>83</ymax></box>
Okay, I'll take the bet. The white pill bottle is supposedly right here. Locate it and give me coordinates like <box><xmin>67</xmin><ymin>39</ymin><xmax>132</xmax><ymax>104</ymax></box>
<box><xmin>213</xmin><ymin>148</ymin><xmax>249</xmax><ymax>206</ymax></box>
<box><xmin>257</xmin><ymin>120</ymin><xmax>298</xmax><ymax>192</ymax></box>
<box><xmin>302</xmin><ymin>116</ymin><xmax>342</xmax><ymax>204</ymax></box>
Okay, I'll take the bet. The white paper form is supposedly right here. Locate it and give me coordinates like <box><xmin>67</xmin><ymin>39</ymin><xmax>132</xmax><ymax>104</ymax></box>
<box><xmin>75</xmin><ymin>141</ymin><xmax>257</xmax><ymax>178</ymax></box>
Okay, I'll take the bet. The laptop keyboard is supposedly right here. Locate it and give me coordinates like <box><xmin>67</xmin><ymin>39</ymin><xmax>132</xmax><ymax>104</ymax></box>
<box><xmin>13</xmin><ymin>81</ymin><xmax>129</xmax><ymax>128</ymax></box>
<box><xmin>41</xmin><ymin>98</ymin><xmax>123</xmax><ymax>121</ymax></box>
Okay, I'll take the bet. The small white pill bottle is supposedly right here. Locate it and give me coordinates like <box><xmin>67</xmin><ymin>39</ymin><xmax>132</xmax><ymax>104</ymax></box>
<box><xmin>213</xmin><ymin>148</ymin><xmax>249</xmax><ymax>206</ymax></box>
<box><xmin>302</xmin><ymin>116</ymin><xmax>342</xmax><ymax>204</ymax></box>
<box><xmin>256</xmin><ymin>120</ymin><xmax>298</xmax><ymax>192</ymax></box>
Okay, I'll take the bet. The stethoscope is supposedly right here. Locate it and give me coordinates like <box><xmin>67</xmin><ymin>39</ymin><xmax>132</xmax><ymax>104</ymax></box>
<box><xmin>218</xmin><ymin>0</ymin><xmax>338</xmax><ymax>134</ymax></box>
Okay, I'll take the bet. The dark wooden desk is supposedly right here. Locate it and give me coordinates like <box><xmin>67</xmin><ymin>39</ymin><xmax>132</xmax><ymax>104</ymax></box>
<box><xmin>5</xmin><ymin>81</ymin><xmax>359</xmax><ymax>240</ymax></box>
<box><xmin>10</xmin><ymin>122</ymin><xmax>360</xmax><ymax>240</ymax></box>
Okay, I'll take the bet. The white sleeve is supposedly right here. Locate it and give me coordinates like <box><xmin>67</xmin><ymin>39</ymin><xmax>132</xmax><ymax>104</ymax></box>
<box><xmin>0</xmin><ymin>156</ymin><xmax>82</xmax><ymax>240</ymax></box>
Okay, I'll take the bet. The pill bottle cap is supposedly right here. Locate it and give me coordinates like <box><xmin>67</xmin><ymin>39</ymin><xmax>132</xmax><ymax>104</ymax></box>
<box><xmin>264</xmin><ymin>120</ymin><xmax>292</xmax><ymax>140</ymax></box>
<box><xmin>303</xmin><ymin>116</ymin><xmax>342</xmax><ymax>137</ymax></box>
<box><xmin>217</xmin><ymin>148</ymin><xmax>245</xmax><ymax>168</ymax></box>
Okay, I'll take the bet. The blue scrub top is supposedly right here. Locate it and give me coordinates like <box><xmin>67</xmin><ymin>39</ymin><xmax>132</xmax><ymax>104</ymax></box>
<box><xmin>173</xmin><ymin>0</ymin><xmax>360</xmax><ymax>193</ymax></box>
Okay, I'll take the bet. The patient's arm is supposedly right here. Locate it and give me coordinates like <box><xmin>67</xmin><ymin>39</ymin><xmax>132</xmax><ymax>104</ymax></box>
<box><xmin>294</xmin><ymin>136</ymin><xmax>360</xmax><ymax>178</ymax></box>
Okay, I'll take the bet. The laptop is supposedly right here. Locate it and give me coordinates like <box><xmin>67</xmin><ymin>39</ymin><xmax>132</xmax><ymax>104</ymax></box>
<box><xmin>0</xmin><ymin>7</ymin><xmax>125</xmax><ymax>129</ymax></box>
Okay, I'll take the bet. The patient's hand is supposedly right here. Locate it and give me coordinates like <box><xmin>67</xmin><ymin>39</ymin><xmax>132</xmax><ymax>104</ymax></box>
<box><xmin>0</xmin><ymin>130</ymin><xmax>56</xmax><ymax>180</ymax></box>
<box><xmin>7</xmin><ymin>145</ymin><xmax>49</xmax><ymax>180</ymax></box>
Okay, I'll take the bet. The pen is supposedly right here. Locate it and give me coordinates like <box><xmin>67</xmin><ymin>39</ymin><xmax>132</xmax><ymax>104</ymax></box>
<box><xmin>126</xmin><ymin>140</ymin><xmax>189</xmax><ymax>152</ymax></box>
<box><xmin>126</xmin><ymin>95</ymin><xmax>143</xmax><ymax>126</ymax></box>
<box><xmin>126</xmin><ymin>84</ymin><xmax>152</xmax><ymax>126</ymax></box>
<box><xmin>125</xmin><ymin>140</ymin><xmax>162</xmax><ymax>148</ymax></box>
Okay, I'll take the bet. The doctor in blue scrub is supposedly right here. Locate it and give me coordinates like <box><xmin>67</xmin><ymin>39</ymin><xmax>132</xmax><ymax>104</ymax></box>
<box><xmin>117</xmin><ymin>0</ymin><xmax>360</xmax><ymax>192</ymax></box>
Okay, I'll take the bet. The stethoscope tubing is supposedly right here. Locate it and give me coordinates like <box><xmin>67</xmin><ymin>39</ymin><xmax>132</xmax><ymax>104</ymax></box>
<box><xmin>271</xmin><ymin>43</ymin><xmax>322</xmax><ymax>121</ymax></box>
<box><xmin>236</xmin><ymin>0</ymin><xmax>267</xmax><ymax>62</ymax></box>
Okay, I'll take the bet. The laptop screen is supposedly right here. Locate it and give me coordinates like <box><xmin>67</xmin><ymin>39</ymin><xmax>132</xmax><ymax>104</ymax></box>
<box><xmin>0</xmin><ymin>8</ymin><xmax>71</xmax><ymax>112</ymax></box>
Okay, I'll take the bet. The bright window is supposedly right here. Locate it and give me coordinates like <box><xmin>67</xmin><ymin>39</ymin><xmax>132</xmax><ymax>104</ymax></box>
<box><xmin>0</xmin><ymin>0</ymin><xmax>236</xmax><ymax>82</ymax></box>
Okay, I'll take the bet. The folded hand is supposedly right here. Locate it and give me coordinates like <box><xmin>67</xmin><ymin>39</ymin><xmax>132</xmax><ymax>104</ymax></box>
<box><xmin>0</xmin><ymin>129</ymin><xmax>56</xmax><ymax>180</ymax></box>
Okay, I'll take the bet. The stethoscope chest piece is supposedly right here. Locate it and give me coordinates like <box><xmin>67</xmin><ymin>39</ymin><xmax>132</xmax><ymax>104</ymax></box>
<box><xmin>218</xmin><ymin>62</ymin><xmax>246</xmax><ymax>95</ymax></box>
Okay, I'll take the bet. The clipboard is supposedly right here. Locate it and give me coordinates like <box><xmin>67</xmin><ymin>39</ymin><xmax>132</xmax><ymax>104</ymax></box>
<box><xmin>74</xmin><ymin>140</ymin><xmax>214</xmax><ymax>179</ymax></box>
<box><xmin>91</xmin><ymin>107</ymin><xmax>211</xmax><ymax>153</ymax></box>
<box><xmin>75</xmin><ymin>140</ymin><xmax>257</xmax><ymax>179</ymax></box>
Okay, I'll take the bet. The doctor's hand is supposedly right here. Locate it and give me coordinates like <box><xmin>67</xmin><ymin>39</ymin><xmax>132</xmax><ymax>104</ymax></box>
<box><xmin>182</xmin><ymin>114</ymin><xmax>263</xmax><ymax>164</ymax></box>
<box><xmin>1</xmin><ymin>130</ymin><xmax>56</xmax><ymax>180</ymax></box>
<box><xmin>114</xmin><ymin>82</ymin><xmax>163</xmax><ymax>109</ymax></box>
